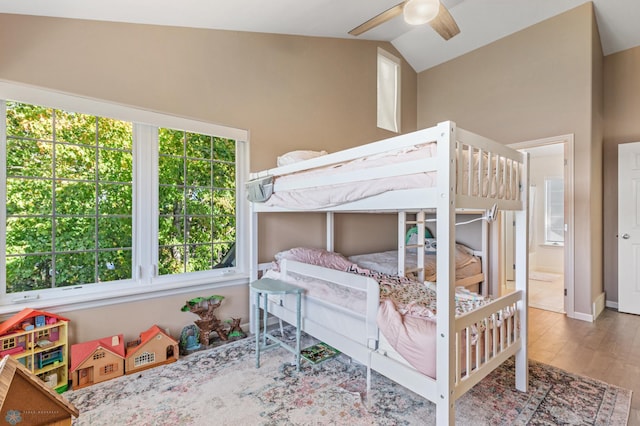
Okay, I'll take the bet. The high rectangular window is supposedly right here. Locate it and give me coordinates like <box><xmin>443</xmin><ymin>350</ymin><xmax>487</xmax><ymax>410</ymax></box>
<box><xmin>377</xmin><ymin>48</ymin><xmax>401</xmax><ymax>133</ymax></box>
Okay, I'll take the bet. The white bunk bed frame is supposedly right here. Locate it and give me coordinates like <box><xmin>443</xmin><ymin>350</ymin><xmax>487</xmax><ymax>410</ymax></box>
<box><xmin>248</xmin><ymin>121</ymin><xmax>529</xmax><ymax>426</ymax></box>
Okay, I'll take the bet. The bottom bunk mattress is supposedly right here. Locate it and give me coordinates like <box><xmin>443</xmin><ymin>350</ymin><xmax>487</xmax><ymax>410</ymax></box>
<box><xmin>265</xmin><ymin>247</ymin><xmax>506</xmax><ymax>378</ymax></box>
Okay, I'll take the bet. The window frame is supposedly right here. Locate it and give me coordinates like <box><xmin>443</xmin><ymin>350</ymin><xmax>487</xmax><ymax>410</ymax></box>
<box><xmin>0</xmin><ymin>82</ymin><xmax>250</xmax><ymax>314</ymax></box>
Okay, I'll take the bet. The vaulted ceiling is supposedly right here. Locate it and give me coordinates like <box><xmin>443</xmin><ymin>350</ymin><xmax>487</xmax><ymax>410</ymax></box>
<box><xmin>0</xmin><ymin>0</ymin><xmax>638</xmax><ymax>72</ymax></box>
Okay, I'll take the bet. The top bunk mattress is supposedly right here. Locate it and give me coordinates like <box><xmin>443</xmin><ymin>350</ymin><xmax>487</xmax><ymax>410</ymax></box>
<box><xmin>249</xmin><ymin>142</ymin><xmax>438</xmax><ymax>209</ymax></box>
<box><xmin>247</xmin><ymin>126</ymin><xmax>523</xmax><ymax>211</ymax></box>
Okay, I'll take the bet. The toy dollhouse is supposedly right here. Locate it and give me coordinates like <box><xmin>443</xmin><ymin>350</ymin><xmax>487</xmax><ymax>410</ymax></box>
<box><xmin>70</xmin><ymin>334</ymin><xmax>125</xmax><ymax>390</ymax></box>
<box><xmin>0</xmin><ymin>355</ymin><xmax>78</xmax><ymax>425</ymax></box>
<box><xmin>0</xmin><ymin>309</ymin><xmax>70</xmax><ymax>393</ymax></box>
<box><xmin>125</xmin><ymin>325</ymin><xmax>178</xmax><ymax>375</ymax></box>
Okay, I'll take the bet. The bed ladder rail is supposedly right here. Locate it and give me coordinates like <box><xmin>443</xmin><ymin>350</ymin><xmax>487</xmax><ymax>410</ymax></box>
<box><xmin>398</xmin><ymin>211</ymin><xmax>426</xmax><ymax>282</ymax></box>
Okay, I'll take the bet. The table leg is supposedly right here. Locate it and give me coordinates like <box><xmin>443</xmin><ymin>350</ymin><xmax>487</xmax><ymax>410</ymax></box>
<box><xmin>296</xmin><ymin>292</ymin><xmax>301</xmax><ymax>371</ymax></box>
<box><xmin>262</xmin><ymin>292</ymin><xmax>268</xmax><ymax>348</ymax></box>
<box><xmin>254</xmin><ymin>290</ymin><xmax>260</xmax><ymax>369</ymax></box>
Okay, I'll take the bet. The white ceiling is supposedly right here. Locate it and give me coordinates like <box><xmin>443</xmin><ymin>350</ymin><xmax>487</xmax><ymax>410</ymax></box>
<box><xmin>0</xmin><ymin>0</ymin><xmax>638</xmax><ymax>72</ymax></box>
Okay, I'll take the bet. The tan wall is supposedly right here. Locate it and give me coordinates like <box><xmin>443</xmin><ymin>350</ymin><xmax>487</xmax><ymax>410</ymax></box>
<box><xmin>603</xmin><ymin>46</ymin><xmax>640</xmax><ymax>303</ymax></box>
<box><xmin>590</xmin><ymin>10</ymin><xmax>604</xmax><ymax>305</ymax></box>
<box><xmin>416</xmin><ymin>3</ymin><xmax>598</xmax><ymax>316</ymax></box>
<box><xmin>0</xmin><ymin>13</ymin><xmax>417</xmax><ymax>342</ymax></box>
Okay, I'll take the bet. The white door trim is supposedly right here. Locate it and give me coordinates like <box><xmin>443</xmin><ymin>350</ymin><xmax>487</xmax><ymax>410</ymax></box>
<box><xmin>507</xmin><ymin>135</ymin><xmax>575</xmax><ymax>319</ymax></box>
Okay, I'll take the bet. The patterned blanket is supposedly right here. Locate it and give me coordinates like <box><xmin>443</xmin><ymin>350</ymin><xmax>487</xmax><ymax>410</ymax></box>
<box><xmin>348</xmin><ymin>265</ymin><xmax>488</xmax><ymax>320</ymax></box>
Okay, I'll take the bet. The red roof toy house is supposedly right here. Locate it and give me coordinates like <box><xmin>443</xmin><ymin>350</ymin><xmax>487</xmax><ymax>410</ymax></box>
<box><xmin>125</xmin><ymin>325</ymin><xmax>178</xmax><ymax>375</ymax></box>
<box><xmin>0</xmin><ymin>355</ymin><xmax>79</xmax><ymax>425</ymax></box>
<box><xmin>0</xmin><ymin>308</ymin><xmax>70</xmax><ymax>393</ymax></box>
<box><xmin>70</xmin><ymin>334</ymin><xmax>126</xmax><ymax>389</ymax></box>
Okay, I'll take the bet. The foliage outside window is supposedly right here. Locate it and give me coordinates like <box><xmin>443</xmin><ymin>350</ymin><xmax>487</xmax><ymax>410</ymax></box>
<box><xmin>158</xmin><ymin>129</ymin><xmax>236</xmax><ymax>275</ymax></box>
<box><xmin>545</xmin><ymin>177</ymin><xmax>564</xmax><ymax>245</ymax></box>
<box><xmin>5</xmin><ymin>102</ymin><xmax>133</xmax><ymax>293</ymax></box>
<box><xmin>2</xmin><ymin>97</ymin><xmax>243</xmax><ymax>303</ymax></box>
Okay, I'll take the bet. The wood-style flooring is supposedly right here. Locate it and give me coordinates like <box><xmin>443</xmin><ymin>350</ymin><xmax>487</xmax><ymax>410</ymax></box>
<box><xmin>529</xmin><ymin>307</ymin><xmax>640</xmax><ymax>425</ymax></box>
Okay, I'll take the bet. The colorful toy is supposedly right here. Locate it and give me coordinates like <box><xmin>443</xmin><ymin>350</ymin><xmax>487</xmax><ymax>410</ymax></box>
<box><xmin>0</xmin><ymin>308</ymin><xmax>70</xmax><ymax>393</ymax></box>
<box><xmin>178</xmin><ymin>324</ymin><xmax>201</xmax><ymax>356</ymax></box>
<box><xmin>181</xmin><ymin>296</ymin><xmax>246</xmax><ymax>351</ymax></box>
<box><xmin>70</xmin><ymin>335</ymin><xmax>125</xmax><ymax>390</ymax></box>
<box><xmin>0</xmin><ymin>355</ymin><xmax>78</xmax><ymax>425</ymax></box>
<box><xmin>125</xmin><ymin>325</ymin><xmax>179</xmax><ymax>375</ymax></box>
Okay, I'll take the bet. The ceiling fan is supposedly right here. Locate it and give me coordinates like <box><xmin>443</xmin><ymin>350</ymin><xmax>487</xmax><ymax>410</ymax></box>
<box><xmin>349</xmin><ymin>0</ymin><xmax>460</xmax><ymax>41</ymax></box>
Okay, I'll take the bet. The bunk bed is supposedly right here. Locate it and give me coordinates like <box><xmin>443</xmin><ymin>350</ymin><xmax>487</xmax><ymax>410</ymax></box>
<box><xmin>247</xmin><ymin>121</ymin><xmax>529</xmax><ymax>425</ymax></box>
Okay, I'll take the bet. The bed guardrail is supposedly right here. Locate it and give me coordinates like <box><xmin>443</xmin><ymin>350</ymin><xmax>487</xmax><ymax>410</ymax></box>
<box><xmin>453</xmin><ymin>290</ymin><xmax>523</xmax><ymax>397</ymax></box>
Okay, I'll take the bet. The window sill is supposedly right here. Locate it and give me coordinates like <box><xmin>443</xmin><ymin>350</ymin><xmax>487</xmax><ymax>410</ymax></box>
<box><xmin>0</xmin><ymin>271</ymin><xmax>250</xmax><ymax>317</ymax></box>
<box><xmin>541</xmin><ymin>242</ymin><xmax>564</xmax><ymax>247</ymax></box>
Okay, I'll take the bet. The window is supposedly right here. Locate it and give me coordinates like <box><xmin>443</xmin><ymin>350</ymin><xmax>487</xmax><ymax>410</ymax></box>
<box><xmin>102</xmin><ymin>363</ymin><xmax>117</xmax><ymax>375</ymax></box>
<box><xmin>158</xmin><ymin>129</ymin><xmax>236</xmax><ymax>275</ymax></box>
<box><xmin>377</xmin><ymin>48</ymin><xmax>401</xmax><ymax>133</ymax></box>
<box><xmin>0</xmin><ymin>83</ymin><xmax>248</xmax><ymax>310</ymax></box>
<box><xmin>4</xmin><ymin>102</ymin><xmax>133</xmax><ymax>293</ymax></box>
<box><xmin>93</xmin><ymin>351</ymin><xmax>106</xmax><ymax>360</ymax></box>
<box><xmin>2</xmin><ymin>338</ymin><xmax>15</xmax><ymax>350</ymax></box>
<box><xmin>545</xmin><ymin>177</ymin><xmax>564</xmax><ymax>245</ymax></box>
<box><xmin>134</xmin><ymin>351</ymin><xmax>155</xmax><ymax>367</ymax></box>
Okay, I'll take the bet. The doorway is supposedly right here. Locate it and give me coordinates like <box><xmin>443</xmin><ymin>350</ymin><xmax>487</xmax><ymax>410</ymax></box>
<box><xmin>501</xmin><ymin>135</ymin><xmax>575</xmax><ymax>317</ymax></box>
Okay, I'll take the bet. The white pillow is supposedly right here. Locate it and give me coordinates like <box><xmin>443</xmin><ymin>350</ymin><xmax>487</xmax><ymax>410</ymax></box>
<box><xmin>277</xmin><ymin>150</ymin><xmax>328</xmax><ymax>166</ymax></box>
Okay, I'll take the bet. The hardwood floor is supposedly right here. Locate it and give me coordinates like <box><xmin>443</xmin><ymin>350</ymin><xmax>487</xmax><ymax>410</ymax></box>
<box><xmin>529</xmin><ymin>307</ymin><xmax>640</xmax><ymax>425</ymax></box>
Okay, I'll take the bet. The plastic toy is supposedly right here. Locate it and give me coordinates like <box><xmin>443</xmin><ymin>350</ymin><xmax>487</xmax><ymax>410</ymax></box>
<box><xmin>0</xmin><ymin>308</ymin><xmax>70</xmax><ymax>393</ymax></box>
<box><xmin>70</xmin><ymin>335</ymin><xmax>125</xmax><ymax>389</ymax></box>
<box><xmin>125</xmin><ymin>325</ymin><xmax>179</xmax><ymax>375</ymax></box>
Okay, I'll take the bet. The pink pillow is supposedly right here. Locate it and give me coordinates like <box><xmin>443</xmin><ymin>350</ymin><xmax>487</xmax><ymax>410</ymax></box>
<box><xmin>275</xmin><ymin>247</ymin><xmax>355</xmax><ymax>271</ymax></box>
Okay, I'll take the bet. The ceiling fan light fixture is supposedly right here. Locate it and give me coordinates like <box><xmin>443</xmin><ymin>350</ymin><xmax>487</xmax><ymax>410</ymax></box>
<box><xmin>403</xmin><ymin>0</ymin><xmax>440</xmax><ymax>26</ymax></box>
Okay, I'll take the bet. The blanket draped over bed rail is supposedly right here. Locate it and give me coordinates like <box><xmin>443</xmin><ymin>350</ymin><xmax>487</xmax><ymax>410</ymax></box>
<box><xmin>248</xmin><ymin>121</ymin><xmax>529</xmax><ymax>426</ymax></box>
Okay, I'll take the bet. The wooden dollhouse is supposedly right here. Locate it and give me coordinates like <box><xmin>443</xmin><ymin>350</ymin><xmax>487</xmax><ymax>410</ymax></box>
<box><xmin>0</xmin><ymin>355</ymin><xmax>78</xmax><ymax>425</ymax></box>
<box><xmin>70</xmin><ymin>334</ymin><xmax>125</xmax><ymax>390</ymax></box>
<box><xmin>0</xmin><ymin>309</ymin><xmax>70</xmax><ymax>393</ymax></box>
<box><xmin>125</xmin><ymin>325</ymin><xmax>178</xmax><ymax>375</ymax></box>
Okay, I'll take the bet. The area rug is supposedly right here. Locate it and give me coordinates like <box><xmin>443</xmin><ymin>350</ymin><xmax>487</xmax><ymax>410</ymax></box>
<box><xmin>65</xmin><ymin>331</ymin><xmax>631</xmax><ymax>425</ymax></box>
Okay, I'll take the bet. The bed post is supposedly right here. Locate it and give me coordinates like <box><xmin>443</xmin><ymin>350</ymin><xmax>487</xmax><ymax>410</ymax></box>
<box><xmin>249</xmin><ymin>207</ymin><xmax>258</xmax><ymax>335</ymax></box>
<box><xmin>398</xmin><ymin>212</ymin><xmax>406</xmax><ymax>277</ymax></box>
<box><xmin>514</xmin><ymin>152</ymin><xmax>529</xmax><ymax>392</ymax></box>
<box><xmin>326</xmin><ymin>212</ymin><xmax>335</xmax><ymax>252</ymax></box>
<box><xmin>435</xmin><ymin>121</ymin><xmax>456</xmax><ymax>426</ymax></box>
<box><xmin>481</xmin><ymin>219</ymin><xmax>489</xmax><ymax>297</ymax></box>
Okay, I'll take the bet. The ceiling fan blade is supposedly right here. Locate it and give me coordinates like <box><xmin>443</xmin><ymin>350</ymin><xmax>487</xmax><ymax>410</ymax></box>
<box><xmin>349</xmin><ymin>2</ymin><xmax>405</xmax><ymax>36</ymax></box>
<box><xmin>429</xmin><ymin>2</ymin><xmax>460</xmax><ymax>40</ymax></box>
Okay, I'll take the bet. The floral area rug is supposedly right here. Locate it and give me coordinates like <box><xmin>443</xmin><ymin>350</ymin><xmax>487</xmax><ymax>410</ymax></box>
<box><xmin>65</xmin><ymin>330</ymin><xmax>631</xmax><ymax>425</ymax></box>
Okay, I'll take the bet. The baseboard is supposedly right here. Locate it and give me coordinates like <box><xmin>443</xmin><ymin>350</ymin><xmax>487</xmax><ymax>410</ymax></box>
<box><xmin>606</xmin><ymin>300</ymin><xmax>619</xmax><ymax>309</ymax></box>
<box><xmin>593</xmin><ymin>292</ymin><xmax>605</xmax><ymax>320</ymax></box>
<box><xmin>570</xmin><ymin>311</ymin><xmax>594</xmax><ymax>322</ymax></box>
